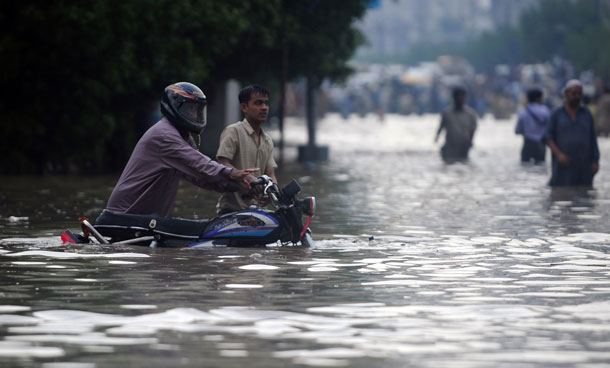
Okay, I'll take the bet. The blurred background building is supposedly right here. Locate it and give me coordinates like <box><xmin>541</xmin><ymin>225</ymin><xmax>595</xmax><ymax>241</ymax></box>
<box><xmin>311</xmin><ymin>0</ymin><xmax>610</xmax><ymax>131</ymax></box>
<box><xmin>356</xmin><ymin>0</ymin><xmax>539</xmax><ymax>59</ymax></box>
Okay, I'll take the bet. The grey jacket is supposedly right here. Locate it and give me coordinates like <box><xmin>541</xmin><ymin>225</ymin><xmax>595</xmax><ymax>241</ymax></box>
<box><xmin>106</xmin><ymin>118</ymin><xmax>237</xmax><ymax>216</ymax></box>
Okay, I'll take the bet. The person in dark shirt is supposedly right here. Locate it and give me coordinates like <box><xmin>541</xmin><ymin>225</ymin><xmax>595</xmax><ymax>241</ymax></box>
<box><xmin>105</xmin><ymin>82</ymin><xmax>257</xmax><ymax>216</ymax></box>
<box><xmin>544</xmin><ymin>79</ymin><xmax>600</xmax><ymax>187</ymax></box>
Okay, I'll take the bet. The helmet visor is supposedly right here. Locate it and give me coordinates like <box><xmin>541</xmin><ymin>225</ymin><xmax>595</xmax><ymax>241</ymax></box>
<box><xmin>178</xmin><ymin>100</ymin><xmax>206</xmax><ymax>127</ymax></box>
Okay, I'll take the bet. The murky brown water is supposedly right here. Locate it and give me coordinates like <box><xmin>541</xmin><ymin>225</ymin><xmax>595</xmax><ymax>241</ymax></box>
<box><xmin>1</xmin><ymin>113</ymin><xmax>610</xmax><ymax>368</ymax></box>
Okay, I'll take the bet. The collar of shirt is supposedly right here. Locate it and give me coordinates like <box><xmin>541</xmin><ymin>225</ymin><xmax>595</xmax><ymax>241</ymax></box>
<box><xmin>562</xmin><ymin>104</ymin><xmax>586</xmax><ymax>113</ymax></box>
<box><xmin>241</xmin><ymin>118</ymin><xmax>270</xmax><ymax>142</ymax></box>
<box><xmin>560</xmin><ymin>105</ymin><xmax>588</xmax><ymax>120</ymax></box>
<box><xmin>241</xmin><ymin>119</ymin><xmax>256</xmax><ymax>135</ymax></box>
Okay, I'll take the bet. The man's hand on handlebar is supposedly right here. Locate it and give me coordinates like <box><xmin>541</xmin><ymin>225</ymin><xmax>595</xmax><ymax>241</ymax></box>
<box><xmin>250</xmin><ymin>181</ymin><xmax>264</xmax><ymax>196</ymax></box>
<box><xmin>229</xmin><ymin>168</ymin><xmax>259</xmax><ymax>193</ymax></box>
<box><xmin>229</xmin><ymin>168</ymin><xmax>258</xmax><ymax>181</ymax></box>
<box><xmin>248</xmin><ymin>175</ymin><xmax>274</xmax><ymax>198</ymax></box>
<box><xmin>238</xmin><ymin>175</ymin><xmax>277</xmax><ymax>206</ymax></box>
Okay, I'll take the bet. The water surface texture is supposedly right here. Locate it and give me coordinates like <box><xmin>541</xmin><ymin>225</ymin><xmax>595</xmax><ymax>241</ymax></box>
<box><xmin>1</xmin><ymin>113</ymin><xmax>610</xmax><ymax>368</ymax></box>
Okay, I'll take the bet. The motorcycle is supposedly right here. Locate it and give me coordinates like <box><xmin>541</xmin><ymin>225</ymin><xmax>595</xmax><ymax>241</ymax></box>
<box><xmin>61</xmin><ymin>176</ymin><xmax>315</xmax><ymax>248</ymax></box>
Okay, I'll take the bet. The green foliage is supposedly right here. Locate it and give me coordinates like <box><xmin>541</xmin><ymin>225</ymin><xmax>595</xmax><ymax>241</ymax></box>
<box><xmin>281</xmin><ymin>1</ymin><xmax>367</xmax><ymax>82</ymax></box>
<box><xmin>0</xmin><ymin>0</ymin><xmax>368</xmax><ymax>173</ymax></box>
<box><xmin>211</xmin><ymin>0</ymin><xmax>367</xmax><ymax>86</ymax></box>
<box><xmin>518</xmin><ymin>0</ymin><xmax>601</xmax><ymax>67</ymax></box>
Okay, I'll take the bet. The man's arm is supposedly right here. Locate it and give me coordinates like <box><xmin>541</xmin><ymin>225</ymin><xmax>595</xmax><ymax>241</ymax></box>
<box><xmin>218</xmin><ymin>156</ymin><xmax>258</xmax><ymax>182</ymax></box>
<box><xmin>543</xmin><ymin>109</ymin><xmax>570</xmax><ymax>166</ymax></box>
<box><xmin>216</xmin><ymin>156</ymin><xmax>258</xmax><ymax>193</ymax></box>
<box><xmin>435</xmin><ymin>113</ymin><xmax>446</xmax><ymax>142</ymax></box>
<box><xmin>159</xmin><ymin>133</ymin><xmax>256</xmax><ymax>192</ymax></box>
<box><xmin>588</xmin><ymin>109</ymin><xmax>600</xmax><ymax>175</ymax></box>
<box><xmin>160</xmin><ymin>133</ymin><xmax>231</xmax><ymax>180</ymax></box>
<box><xmin>218</xmin><ymin>157</ymin><xmax>237</xmax><ymax>170</ymax></box>
<box><xmin>515</xmin><ymin>111</ymin><xmax>524</xmax><ymax>135</ymax></box>
<box><xmin>216</xmin><ymin>126</ymin><xmax>238</xmax><ymax>166</ymax></box>
<box><xmin>469</xmin><ymin>112</ymin><xmax>477</xmax><ymax>142</ymax></box>
<box><xmin>592</xmin><ymin>162</ymin><xmax>600</xmax><ymax>176</ymax></box>
<box><xmin>547</xmin><ymin>139</ymin><xmax>570</xmax><ymax>166</ymax></box>
<box><xmin>265</xmin><ymin>166</ymin><xmax>277</xmax><ymax>184</ymax></box>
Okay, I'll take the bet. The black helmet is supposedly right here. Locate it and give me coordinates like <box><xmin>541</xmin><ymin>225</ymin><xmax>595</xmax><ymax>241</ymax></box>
<box><xmin>160</xmin><ymin>82</ymin><xmax>207</xmax><ymax>134</ymax></box>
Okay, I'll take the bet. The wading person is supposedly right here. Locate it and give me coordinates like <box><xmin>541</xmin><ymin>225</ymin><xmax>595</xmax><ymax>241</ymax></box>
<box><xmin>544</xmin><ymin>79</ymin><xmax>600</xmax><ymax>187</ymax></box>
<box><xmin>515</xmin><ymin>88</ymin><xmax>550</xmax><ymax>164</ymax></box>
<box><xmin>216</xmin><ymin>85</ymin><xmax>278</xmax><ymax>215</ymax></box>
<box><xmin>104</xmin><ymin>82</ymin><xmax>258</xmax><ymax>216</ymax></box>
<box><xmin>434</xmin><ymin>86</ymin><xmax>478</xmax><ymax>163</ymax></box>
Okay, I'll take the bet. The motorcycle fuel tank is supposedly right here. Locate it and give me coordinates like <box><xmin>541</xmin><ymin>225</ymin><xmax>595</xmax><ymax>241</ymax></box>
<box><xmin>202</xmin><ymin>211</ymin><xmax>279</xmax><ymax>238</ymax></box>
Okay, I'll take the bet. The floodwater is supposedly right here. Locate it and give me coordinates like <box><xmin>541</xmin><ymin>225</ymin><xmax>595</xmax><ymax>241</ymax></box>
<box><xmin>1</xmin><ymin>113</ymin><xmax>610</xmax><ymax>368</ymax></box>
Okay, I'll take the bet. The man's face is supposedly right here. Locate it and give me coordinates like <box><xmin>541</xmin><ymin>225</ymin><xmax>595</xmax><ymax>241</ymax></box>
<box><xmin>183</xmin><ymin>102</ymin><xmax>200</xmax><ymax>119</ymax></box>
<box><xmin>241</xmin><ymin>93</ymin><xmax>269</xmax><ymax>125</ymax></box>
<box><xmin>565</xmin><ymin>86</ymin><xmax>583</xmax><ymax>108</ymax></box>
<box><xmin>179</xmin><ymin>101</ymin><xmax>205</xmax><ymax>124</ymax></box>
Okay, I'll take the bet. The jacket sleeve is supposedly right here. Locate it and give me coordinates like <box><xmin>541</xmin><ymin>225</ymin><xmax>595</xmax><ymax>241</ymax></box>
<box><xmin>515</xmin><ymin>111</ymin><xmax>524</xmax><ymax>135</ymax></box>
<box><xmin>184</xmin><ymin>175</ymin><xmax>241</xmax><ymax>192</ymax></box>
<box><xmin>158</xmin><ymin>132</ymin><xmax>238</xmax><ymax>192</ymax></box>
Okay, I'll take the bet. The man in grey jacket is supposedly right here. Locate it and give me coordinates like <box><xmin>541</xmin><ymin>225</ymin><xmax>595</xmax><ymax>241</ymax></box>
<box><xmin>435</xmin><ymin>86</ymin><xmax>478</xmax><ymax>163</ymax></box>
<box><xmin>105</xmin><ymin>82</ymin><xmax>257</xmax><ymax>216</ymax></box>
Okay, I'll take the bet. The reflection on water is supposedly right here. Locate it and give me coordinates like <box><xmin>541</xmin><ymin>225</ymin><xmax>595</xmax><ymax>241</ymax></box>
<box><xmin>1</xmin><ymin>113</ymin><xmax>610</xmax><ymax>367</ymax></box>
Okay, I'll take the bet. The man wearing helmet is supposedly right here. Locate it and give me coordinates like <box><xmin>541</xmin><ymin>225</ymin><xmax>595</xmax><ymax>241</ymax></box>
<box><xmin>215</xmin><ymin>85</ymin><xmax>278</xmax><ymax>214</ymax></box>
<box><xmin>103</xmin><ymin>82</ymin><xmax>258</xmax><ymax>217</ymax></box>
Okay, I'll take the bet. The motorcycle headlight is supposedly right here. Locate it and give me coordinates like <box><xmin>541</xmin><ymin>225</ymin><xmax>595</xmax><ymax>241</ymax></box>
<box><xmin>301</xmin><ymin>197</ymin><xmax>316</xmax><ymax>217</ymax></box>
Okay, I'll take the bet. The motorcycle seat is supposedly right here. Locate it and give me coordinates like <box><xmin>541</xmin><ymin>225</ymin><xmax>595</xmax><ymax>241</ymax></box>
<box><xmin>94</xmin><ymin>210</ymin><xmax>210</xmax><ymax>239</ymax></box>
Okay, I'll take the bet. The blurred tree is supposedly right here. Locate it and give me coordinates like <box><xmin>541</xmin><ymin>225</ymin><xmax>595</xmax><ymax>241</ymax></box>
<box><xmin>0</xmin><ymin>0</ymin><xmax>368</xmax><ymax>174</ymax></box>
<box><xmin>280</xmin><ymin>1</ymin><xmax>367</xmax><ymax>154</ymax></box>
<box><xmin>210</xmin><ymin>1</ymin><xmax>366</xmax><ymax>85</ymax></box>
<box><xmin>0</xmin><ymin>1</ymin><xmax>250</xmax><ymax>173</ymax></box>
<box><xmin>209</xmin><ymin>0</ymin><xmax>367</xmax><ymax>155</ymax></box>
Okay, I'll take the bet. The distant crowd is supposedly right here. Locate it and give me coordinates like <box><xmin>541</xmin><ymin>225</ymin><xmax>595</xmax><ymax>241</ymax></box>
<box><xmin>280</xmin><ymin>57</ymin><xmax>610</xmax><ymax>138</ymax></box>
<box><xmin>276</xmin><ymin>57</ymin><xmax>605</xmax><ymax>189</ymax></box>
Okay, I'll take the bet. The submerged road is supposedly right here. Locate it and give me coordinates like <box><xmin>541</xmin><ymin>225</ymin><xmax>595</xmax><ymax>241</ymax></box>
<box><xmin>0</xmin><ymin>112</ymin><xmax>609</xmax><ymax>367</ymax></box>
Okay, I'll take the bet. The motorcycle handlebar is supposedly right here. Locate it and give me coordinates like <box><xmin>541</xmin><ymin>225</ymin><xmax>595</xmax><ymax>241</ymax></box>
<box><xmin>250</xmin><ymin>178</ymin><xmax>266</xmax><ymax>187</ymax></box>
<box><xmin>250</xmin><ymin>175</ymin><xmax>272</xmax><ymax>187</ymax></box>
